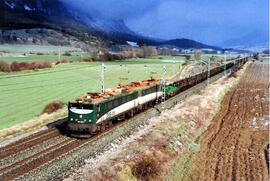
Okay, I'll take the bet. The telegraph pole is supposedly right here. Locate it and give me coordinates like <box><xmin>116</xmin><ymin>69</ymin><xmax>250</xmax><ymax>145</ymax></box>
<box><xmin>238</xmin><ymin>55</ymin><xmax>242</xmax><ymax>68</ymax></box>
<box><xmin>100</xmin><ymin>63</ymin><xmax>106</xmax><ymax>93</ymax></box>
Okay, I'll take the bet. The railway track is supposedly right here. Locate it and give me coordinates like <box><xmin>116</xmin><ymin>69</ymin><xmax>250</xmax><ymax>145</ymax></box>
<box><xmin>0</xmin><ymin>138</ymin><xmax>76</xmax><ymax>180</ymax></box>
<box><xmin>0</xmin><ymin>128</ymin><xmax>58</xmax><ymax>150</ymax></box>
<box><xmin>0</xmin><ymin>128</ymin><xmax>60</xmax><ymax>160</ymax></box>
<box><xmin>0</xmin><ymin>120</ymin><xmax>129</xmax><ymax>181</ymax></box>
<box><xmin>0</xmin><ymin>60</ymin><xmax>248</xmax><ymax>180</ymax></box>
<box><xmin>0</xmin><ymin>135</ymin><xmax>70</xmax><ymax>170</ymax></box>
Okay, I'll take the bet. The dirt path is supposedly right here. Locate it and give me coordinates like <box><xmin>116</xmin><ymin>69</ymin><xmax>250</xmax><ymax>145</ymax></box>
<box><xmin>185</xmin><ymin>62</ymin><xmax>269</xmax><ymax>181</ymax></box>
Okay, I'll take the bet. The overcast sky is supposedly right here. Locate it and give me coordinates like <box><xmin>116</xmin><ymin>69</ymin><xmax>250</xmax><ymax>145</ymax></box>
<box><xmin>63</xmin><ymin>0</ymin><xmax>269</xmax><ymax>44</ymax></box>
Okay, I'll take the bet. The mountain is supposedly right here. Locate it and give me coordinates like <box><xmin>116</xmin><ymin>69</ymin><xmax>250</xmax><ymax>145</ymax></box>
<box><xmin>159</xmin><ymin>38</ymin><xmax>221</xmax><ymax>50</ymax></box>
<box><xmin>217</xmin><ymin>30</ymin><xmax>269</xmax><ymax>51</ymax></box>
<box><xmin>0</xmin><ymin>0</ymin><xmax>81</xmax><ymax>30</ymax></box>
<box><xmin>0</xmin><ymin>0</ymin><xmax>220</xmax><ymax>50</ymax></box>
<box><xmin>0</xmin><ymin>0</ymin><xmax>136</xmax><ymax>34</ymax></box>
<box><xmin>0</xmin><ymin>0</ymin><xmax>139</xmax><ymax>43</ymax></box>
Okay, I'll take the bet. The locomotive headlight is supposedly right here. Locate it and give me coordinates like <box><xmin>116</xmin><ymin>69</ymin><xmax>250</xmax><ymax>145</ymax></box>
<box><xmin>79</xmin><ymin>115</ymin><xmax>83</xmax><ymax>118</ymax></box>
<box><xmin>70</xmin><ymin>118</ymin><xmax>73</xmax><ymax>121</ymax></box>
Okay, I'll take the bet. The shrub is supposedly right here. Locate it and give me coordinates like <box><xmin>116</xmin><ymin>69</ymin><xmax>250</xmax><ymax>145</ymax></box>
<box><xmin>62</xmin><ymin>52</ymin><xmax>72</xmax><ymax>56</ymax></box>
<box><xmin>10</xmin><ymin>61</ymin><xmax>52</xmax><ymax>71</ymax></box>
<box><xmin>56</xmin><ymin>59</ymin><xmax>69</xmax><ymax>65</ymax></box>
<box><xmin>132</xmin><ymin>154</ymin><xmax>161</xmax><ymax>181</ymax></box>
<box><xmin>0</xmin><ymin>60</ymin><xmax>11</xmax><ymax>72</ymax></box>
<box><xmin>82</xmin><ymin>57</ymin><xmax>95</xmax><ymax>62</ymax></box>
<box><xmin>10</xmin><ymin>62</ymin><xmax>21</xmax><ymax>71</ymax></box>
<box><xmin>123</xmin><ymin>51</ymin><xmax>136</xmax><ymax>59</ymax></box>
<box><xmin>184</xmin><ymin>55</ymin><xmax>191</xmax><ymax>61</ymax></box>
<box><xmin>137</xmin><ymin>46</ymin><xmax>158</xmax><ymax>58</ymax></box>
<box><xmin>42</xmin><ymin>101</ymin><xmax>64</xmax><ymax>114</ymax></box>
<box><xmin>35</xmin><ymin>61</ymin><xmax>52</xmax><ymax>69</ymax></box>
<box><xmin>98</xmin><ymin>53</ymin><xmax>111</xmax><ymax>61</ymax></box>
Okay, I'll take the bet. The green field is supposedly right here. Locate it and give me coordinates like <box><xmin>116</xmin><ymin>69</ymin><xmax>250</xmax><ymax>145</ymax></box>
<box><xmin>0</xmin><ymin>44</ymin><xmax>92</xmax><ymax>63</ymax></box>
<box><xmin>259</xmin><ymin>56</ymin><xmax>269</xmax><ymax>62</ymax></box>
<box><xmin>0</xmin><ymin>44</ymin><xmax>230</xmax><ymax>63</ymax></box>
<box><xmin>0</xmin><ymin>53</ymin><xmax>92</xmax><ymax>63</ymax></box>
<box><xmin>0</xmin><ymin>44</ymin><xmax>234</xmax><ymax>129</ymax></box>
<box><xmin>0</xmin><ymin>44</ymin><xmax>81</xmax><ymax>53</ymax></box>
<box><xmin>0</xmin><ymin>58</ymin><xmax>185</xmax><ymax>129</ymax></box>
<box><xmin>0</xmin><ymin>53</ymin><xmax>228</xmax><ymax>64</ymax></box>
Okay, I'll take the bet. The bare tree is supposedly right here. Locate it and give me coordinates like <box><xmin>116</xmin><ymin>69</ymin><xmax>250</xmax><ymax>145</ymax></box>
<box><xmin>194</xmin><ymin>50</ymin><xmax>201</xmax><ymax>61</ymax></box>
<box><xmin>138</xmin><ymin>46</ymin><xmax>158</xmax><ymax>58</ymax></box>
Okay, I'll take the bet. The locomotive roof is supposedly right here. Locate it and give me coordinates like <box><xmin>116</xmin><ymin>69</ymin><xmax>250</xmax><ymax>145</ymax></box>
<box><xmin>70</xmin><ymin>79</ymin><xmax>161</xmax><ymax>105</ymax></box>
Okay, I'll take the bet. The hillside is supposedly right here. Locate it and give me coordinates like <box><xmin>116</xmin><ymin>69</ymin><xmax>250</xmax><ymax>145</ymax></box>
<box><xmin>160</xmin><ymin>38</ymin><xmax>221</xmax><ymax>50</ymax></box>
<box><xmin>217</xmin><ymin>30</ymin><xmax>269</xmax><ymax>51</ymax></box>
<box><xmin>0</xmin><ymin>0</ymin><xmax>220</xmax><ymax>50</ymax></box>
<box><xmin>0</xmin><ymin>0</ymin><xmax>142</xmax><ymax>44</ymax></box>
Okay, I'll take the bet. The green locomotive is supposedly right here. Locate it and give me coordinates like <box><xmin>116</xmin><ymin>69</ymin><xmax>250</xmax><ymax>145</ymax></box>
<box><xmin>67</xmin><ymin>80</ymin><xmax>168</xmax><ymax>136</ymax></box>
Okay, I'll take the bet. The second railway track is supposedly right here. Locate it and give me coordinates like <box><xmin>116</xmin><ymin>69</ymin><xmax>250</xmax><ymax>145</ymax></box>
<box><xmin>0</xmin><ymin>128</ymin><xmax>60</xmax><ymax>160</ymax></box>
<box><xmin>0</xmin><ymin>120</ymin><xmax>129</xmax><ymax>181</ymax></box>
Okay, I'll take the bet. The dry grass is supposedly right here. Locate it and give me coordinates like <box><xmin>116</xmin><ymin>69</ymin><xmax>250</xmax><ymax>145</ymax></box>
<box><xmin>42</xmin><ymin>101</ymin><xmax>64</xmax><ymax>114</ymax></box>
<box><xmin>132</xmin><ymin>153</ymin><xmax>161</xmax><ymax>181</ymax></box>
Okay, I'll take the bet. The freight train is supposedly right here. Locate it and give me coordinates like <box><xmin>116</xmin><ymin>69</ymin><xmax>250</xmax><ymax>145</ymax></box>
<box><xmin>67</xmin><ymin>58</ymin><xmax>247</xmax><ymax>137</ymax></box>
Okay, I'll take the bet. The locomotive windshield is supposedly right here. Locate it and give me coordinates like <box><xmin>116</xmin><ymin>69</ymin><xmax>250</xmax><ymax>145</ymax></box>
<box><xmin>69</xmin><ymin>103</ymin><xmax>93</xmax><ymax>110</ymax></box>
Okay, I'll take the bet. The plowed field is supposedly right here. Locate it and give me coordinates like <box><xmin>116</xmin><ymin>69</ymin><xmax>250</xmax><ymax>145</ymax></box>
<box><xmin>186</xmin><ymin>62</ymin><xmax>269</xmax><ymax>181</ymax></box>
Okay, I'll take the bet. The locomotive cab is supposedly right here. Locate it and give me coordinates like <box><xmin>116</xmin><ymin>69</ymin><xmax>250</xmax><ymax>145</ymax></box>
<box><xmin>67</xmin><ymin>102</ymin><xmax>98</xmax><ymax>137</ymax></box>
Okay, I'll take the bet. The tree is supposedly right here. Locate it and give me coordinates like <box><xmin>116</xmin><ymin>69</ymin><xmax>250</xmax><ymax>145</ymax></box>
<box><xmin>262</xmin><ymin>49</ymin><xmax>269</xmax><ymax>55</ymax></box>
<box><xmin>138</xmin><ymin>46</ymin><xmax>158</xmax><ymax>58</ymax></box>
<box><xmin>184</xmin><ymin>55</ymin><xmax>191</xmax><ymax>64</ymax></box>
<box><xmin>194</xmin><ymin>50</ymin><xmax>201</xmax><ymax>61</ymax></box>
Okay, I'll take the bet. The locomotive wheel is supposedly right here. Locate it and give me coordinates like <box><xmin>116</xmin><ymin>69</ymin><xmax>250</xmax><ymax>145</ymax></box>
<box><xmin>100</xmin><ymin>123</ymin><xmax>106</xmax><ymax>132</ymax></box>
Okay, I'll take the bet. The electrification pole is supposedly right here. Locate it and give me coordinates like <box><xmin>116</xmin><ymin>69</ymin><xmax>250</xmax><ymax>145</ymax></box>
<box><xmin>224</xmin><ymin>51</ymin><xmax>227</xmax><ymax>76</ymax></box>
<box><xmin>173</xmin><ymin>57</ymin><xmax>176</xmax><ymax>75</ymax></box>
<box><xmin>100</xmin><ymin>63</ymin><xmax>106</xmax><ymax>93</ymax></box>
<box><xmin>80</xmin><ymin>51</ymin><xmax>82</xmax><ymax>61</ymax></box>
<box><xmin>58</xmin><ymin>48</ymin><xmax>61</xmax><ymax>62</ymax></box>
<box><xmin>207</xmin><ymin>59</ymin><xmax>210</xmax><ymax>85</ymax></box>
<box><xmin>162</xmin><ymin>66</ymin><xmax>167</xmax><ymax>103</ymax></box>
